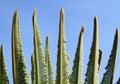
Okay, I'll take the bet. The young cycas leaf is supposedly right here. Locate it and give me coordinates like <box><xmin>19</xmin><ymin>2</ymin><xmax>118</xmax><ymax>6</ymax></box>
<box><xmin>11</xmin><ymin>10</ymin><xmax>29</xmax><ymax>84</ymax></box>
<box><xmin>32</xmin><ymin>9</ymin><xmax>48</xmax><ymax>84</ymax></box>
<box><xmin>31</xmin><ymin>53</ymin><xmax>36</xmax><ymax>84</ymax></box>
<box><xmin>84</xmin><ymin>17</ymin><xmax>99</xmax><ymax>84</ymax></box>
<box><xmin>101</xmin><ymin>28</ymin><xmax>119</xmax><ymax>84</ymax></box>
<box><xmin>45</xmin><ymin>36</ymin><xmax>55</xmax><ymax>84</ymax></box>
<box><xmin>56</xmin><ymin>8</ymin><xmax>70</xmax><ymax>84</ymax></box>
<box><xmin>0</xmin><ymin>45</ymin><xmax>9</xmax><ymax>84</ymax></box>
<box><xmin>70</xmin><ymin>25</ymin><xmax>85</xmax><ymax>84</ymax></box>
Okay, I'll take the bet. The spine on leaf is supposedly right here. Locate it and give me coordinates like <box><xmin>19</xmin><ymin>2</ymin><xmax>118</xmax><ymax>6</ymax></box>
<box><xmin>0</xmin><ymin>45</ymin><xmax>9</xmax><ymax>84</ymax></box>
<box><xmin>11</xmin><ymin>10</ymin><xmax>29</xmax><ymax>84</ymax></box>
<box><xmin>32</xmin><ymin>9</ymin><xmax>48</xmax><ymax>84</ymax></box>
<box><xmin>101</xmin><ymin>28</ymin><xmax>119</xmax><ymax>84</ymax></box>
<box><xmin>45</xmin><ymin>36</ymin><xmax>55</xmax><ymax>84</ymax></box>
<box><xmin>56</xmin><ymin>8</ymin><xmax>70</xmax><ymax>84</ymax></box>
<box><xmin>70</xmin><ymin>25</ymin><xmax>85</xmax><ymax>84</ymax></box>
<box><xmin>84</xmin><ymin>17</ymin><xmax>99</xmax><ymax>84</ymax></box>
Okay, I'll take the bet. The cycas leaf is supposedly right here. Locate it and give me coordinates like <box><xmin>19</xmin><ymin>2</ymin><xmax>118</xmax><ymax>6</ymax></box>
<box><xmin>0</xmin><ymin>45</ymin><xmax>9</xmax><ymax>84</ymax></box>
<box><xmin>11</xmin><ymin>10</ymin><xmax>29</xmax><ymax>84</ymax></box>
<box><xmin>116</xmin><ymin>77</ymin><xmax>120</xmax><ymax>84</ymax></box>
<box><xmin>70</xmin><ymin>25</ymin><xmax>85</xmax><ymax>84</ymax></box>
<box><xmin>45</xmin><ymin>36</ymin><xmax>55</xmax><ymax>84</ymax></box>
<box><xmin>32</xmin><ymin>9</ymin><xmax>48</xmax><ymax>84</ymax></box>
<box><xmin>101</xmin><ymin>28</ymin><xmax>119</xmax><ymax>84</ymax></box>
<box><xmin>31</xmin><ymin>53</ymin><xmax>36</xmax><ymax>84</ymax></box>
<box><xmin>56</xmin><ymin>8</ymin><xmax>70</xmax><ymax>84</ymax></box>
<box><xmin>84</xmin><ymin>17</ymin><xmax>99</xmax><ymax>84</ymax></box>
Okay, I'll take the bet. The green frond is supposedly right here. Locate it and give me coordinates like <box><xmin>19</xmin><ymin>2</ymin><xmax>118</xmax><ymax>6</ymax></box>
<box><xmin>45</xmin><ymin>36</ymin><xmax>55</xmax><ymax>84</ymax></box>
<box><xmin>70</xmin><ymin>25</ymin><xmax>85</xmax><ymax>84</ymax></box>
<box><xmin>56</xmin><ymin>8</ymin><xmax>70</xmax><ymax>84</ymax></box>
<box><xmin>0</xmin><ymin>45</ymin><xmax>9</xmax><ymax>84</ymax></box>
<box><xmin>11</xmin><ymin>10</ymin><xmax>29</xmax><ymax>84</ymax></box>
<box><xmin>32</xmin><ymin>9</ymin><xmax>48</xmax><ymax>84</ymax></box>
<box><xmin>31</xmin><ymin>53</ymin><xmax>36</xmax><ymax>84</ymax></box>
<box><xmin>101</xmin><ymin>28</ymin><xmax>119</xmax><ymax>84</ymax></box>
<box><xmin>84</xmin><ymin>17</ymin><xmax>99</xmax><ymax>84</ymax></box>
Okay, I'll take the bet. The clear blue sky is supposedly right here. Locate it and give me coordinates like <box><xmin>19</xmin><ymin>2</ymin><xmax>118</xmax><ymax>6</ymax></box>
<box><xmin>0</xmin><ymin>1</ymin><xmax>120</xmax><ymax>84</ymax></box>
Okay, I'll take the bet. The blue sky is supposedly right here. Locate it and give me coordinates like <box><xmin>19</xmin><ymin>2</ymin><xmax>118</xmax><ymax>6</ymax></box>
<box><xmin>0</xmin><ymin>1</ymin><xmax>120</xmax><ymax>84</ymax></box>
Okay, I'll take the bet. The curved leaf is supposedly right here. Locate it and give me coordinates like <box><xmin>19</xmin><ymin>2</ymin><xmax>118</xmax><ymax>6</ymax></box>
<box><xmin>56</xmin><ymin>8</ymin><xmax>70</xmax><ymax>84</ymax></box>
<box><xmin>32</xmin><ymin>9</ymin><xmax>48</xmax><ymax>84</ymax></box>
<box><xmin>12</xmin><ymin>10</ymin><xmax>29</xmax><ymax>84</ymax></box>
<box><xmin>101</xmin><ymin>28</ymin><xmax>119</xmax><ymax>84</ymax></box>
<box><xmin>84</xmin><ymin>17</ymin><xmax>99</xmax><ymax>84</ymax></box>
<box><xmin>0</xmin><ymin>45</ymin><xmax>9</xmax><ymax>84</ymax></box>
<box><xmin>70</xmin><ymin>25</ymin><xmax>85</xmax><ymax>84</ymax></box>
<box><xmin>45</xmin><ymin>36</ymin><xmax>55</xmax><ymax>84</ymax></box>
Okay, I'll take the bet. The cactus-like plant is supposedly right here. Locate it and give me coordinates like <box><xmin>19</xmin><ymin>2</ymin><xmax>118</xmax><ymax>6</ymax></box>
<box><xmin>0</xmin><ymin>44</ymin><xmax>9</xmax><ymax>84</ymax></box>
<box><xmin>32</xmin><ymin>9</ymin><xmax>48</xmax><ymax>84</ymax></box>
<box><xmin>84</xmin><ymin>17</ymin><xmax>99</xmax><ymax>84</ymax></box>
<box><xmin>70</xmin><ymin>25</ymin><xmax>85</xmax><ymax>84</ymax></box>
<box><xmin>56</xmin><ymin>8</ymin><xmax>70</xmax><ymax>84</ymax></box>
<box><xmin>0</xmin><ymin>8</ymin><xmax>119</xmax><ymax>84</ymax></box>
<box><xmin>101</xmin><ymin>29</ymin><xmax>119</xmax><ymax>84</ymax></box>
<box><xmin>45</xmin><ymin>36</ymin><xmax>55</xmax><ymax>84</ymax></box>
<box><xmin>11</xmin><ymin>10</ymin><xmax>29</xmax><ymax>84</ymax></box>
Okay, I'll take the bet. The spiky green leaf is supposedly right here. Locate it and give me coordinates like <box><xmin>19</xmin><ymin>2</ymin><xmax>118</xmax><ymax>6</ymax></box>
<box><xmin>70</xmin><ymin>25</ymin><xmax>85</xmax><ymax>84</ymax></box>
<box><xmin>45</xmin><ymin>36</ymin><xmax>55</xmax><ymax>84</ymax></box>
<box><xmin>56</xmin><ymin>8</ymin><xmax>70</xmax><ymax>84</ymax></box>
<box><xmin>11</xmin><ymin>10</ymin><xmax>29</xmax><ymax>84</ymax></box>
<box><xmin>32</xmin><ymin>9</ymin><xmax>48</xmax><ymax>84</ymax></box>
<box><xmin>0</xmin><ymin>45</ymin><xmax>9</xmax><ymax>84</ymax></box>
<box><xmin>84</xmin><ymin>17</ymin><xmax>99</xmax><ymax>84</ymax></box>
<box><xmin>101</xmin><ymin>29</ymin><xmax>119</xmax><ymax>84</ymax></box>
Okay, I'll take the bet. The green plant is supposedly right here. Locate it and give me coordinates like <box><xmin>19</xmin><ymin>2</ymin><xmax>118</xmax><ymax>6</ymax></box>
<box><xmin>32</xmin><ymin>9</ymin><xmax>48</xmax><ymax>84</ymax></box>
<box><xmin>56</xmin><ymin>8</ymin><xmax>70</xmax><ymax>84</ymax></box>
<box><xmin>0</xmin><ymin>8</ymin><xmax>119</xmax><ymax>84</ymax></box>
<box><xmin>101</xmin><ymin>29</ymin><xmax>119</xmax><ymax>84</ymax></box>
<box><xmin>11</xmin><ymin>10</ymin><xmax>29</xmax><ymax>84</ymax></box>
<box><xmin>70</xmin><ymin>25</ymin><xmax>85</xmax><ymax>84</ymax></box>
<box><xmin>45</xmin><ymin>36</ymin><xmax>55</xmax><ymax>84</ymax></box>
<box><xmin>0</xmin><ymin>44</ymin><xmax>9</xmax><ymax>84</ymax></box>
<box><xmin>84</xmin><ymin>17</ymin><xmax>99</xmax><ymax>84</ymax></box>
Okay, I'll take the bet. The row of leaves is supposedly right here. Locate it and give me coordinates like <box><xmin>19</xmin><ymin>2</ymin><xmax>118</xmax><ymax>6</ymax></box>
<box><xmin>0</xmin><ymin>8</ymin><xmax>120</xmax><ymax>84</ymax></box>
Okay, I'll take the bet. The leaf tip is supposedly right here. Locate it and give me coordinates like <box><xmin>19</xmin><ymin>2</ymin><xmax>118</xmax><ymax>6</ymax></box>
<box><xmin>14</xmin><ymin>9</ymin><xmax>19</xmax><ymax>17</ymax></box>
<box><xmin>94</xmin><ymin>16</ymin><xmax>98</xmax><ymax>25</ymax></box>
<box><xmin>34</xmin><ymin>8</ymin><xmax>37</xmax><ymax>16</ymax></box>
<box><xmin>60</xmin><ymin>8</ymin><xmax>64</xmax><ymax>15</ymax></box>
<box><xmin>81</xmin><ymin>24</ymin><xmax>85</xmax><ymax>32</ymax></box>
<box><xmin>46</xmin><ymin>36</ymin><xmax>49</xmax><ymax>44</ymax></box>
